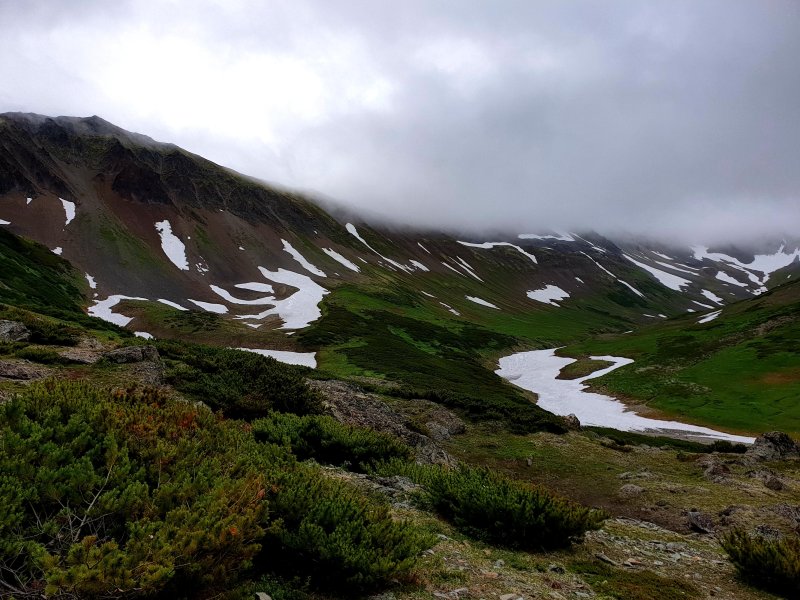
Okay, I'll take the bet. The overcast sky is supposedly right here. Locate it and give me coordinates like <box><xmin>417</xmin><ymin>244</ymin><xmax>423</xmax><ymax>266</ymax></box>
<box><xmin>1</xmin><ymin>0</ymin><xmax>798</xmax><ymax>242</ymax></box>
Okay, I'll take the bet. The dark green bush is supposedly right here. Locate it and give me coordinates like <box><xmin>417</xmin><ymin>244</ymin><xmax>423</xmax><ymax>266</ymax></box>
<box><xmin>13</xmin><ymin>345</ymin><xmax>76</xmax><ymax>365</ymax></box>
<box><xmin>0</xmin><ymin>305</ymin><xmax>83</xmax><ymax>345</ymax></box>
<box><xmin>0</xmin><ymin>381</ymin><xmax>268</xmax><ymax>597</ymax></box>
<box><xmin>384</xmin><ymin>462</ymin><xmax>607</xmax><ymax>550</ymax></box>
<box><xmin>258</xmin><ymin>462</ymin><xmax>433</xmax><ymax>592</ymax></box>
<box><xmin>722</xmin><ymin>529</ymin><xmax>800</xmax><ymax>597</ymax></box>
<box><xmin>252</xmin><ymin>412</ymin><xmax>412</xmax><ymax>472</ymax></box>
<box><xmin>157</xmin><ymin>341</ymin><xmax>322</xmax><ymax>417</ymax></box>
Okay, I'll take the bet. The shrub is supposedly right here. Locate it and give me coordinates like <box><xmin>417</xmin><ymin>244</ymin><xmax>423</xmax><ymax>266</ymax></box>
<box><xmin>721</xmin><ymin>529</ymin><xmax>800</xmax><ymax>597</ymax></box>
<box><xmin>253</xmin><ymin>412</ymin><xmax>412</xmax><ymax>472</ymax></box>
<box><xmin>257</xmin><ymin>462</ymin><xmax>433</xmax><ymax>592</ymax></box>
<box><xmin>0</xmin><ymin>381</ymin><xmax>268</xmax><ymax>597</ymax></box>
<box><xmin>384</xmin><ymin>462</ymin><xmax>607</xmax><ymax>550</ymax></box>
<box><xmin>157</xmin><ymin>341</ymin><xmax>322</xmax><ymax>417</ymax></box>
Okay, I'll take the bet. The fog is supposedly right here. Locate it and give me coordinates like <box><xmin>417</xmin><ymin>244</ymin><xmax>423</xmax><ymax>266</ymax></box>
<box><xmin>1</xmin><ymin>0</ymin><xmax>798</xmax><ymax>243</ymax></box>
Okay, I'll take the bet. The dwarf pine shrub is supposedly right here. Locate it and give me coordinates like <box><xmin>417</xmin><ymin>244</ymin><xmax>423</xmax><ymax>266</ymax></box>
<box><xmin>384</xmin><ymin>462</ymin><xmax>607</xmax><ymax>550</ymax></box>
<box><xmin>722</xmin><ymin>529</ymin><xmax>800</xmax><ymax>597</ymax></box>
<box><xmin>252</xmin><ymin>412</ymin><xmax>412</xmax><ymax>472</ymax></box>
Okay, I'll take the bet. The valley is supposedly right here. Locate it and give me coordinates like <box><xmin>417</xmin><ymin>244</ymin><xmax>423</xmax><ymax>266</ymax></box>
<box><xmin>0</xmin><ymin>113</ymin><xmax>798</xmax><ymax>599</ymax></box>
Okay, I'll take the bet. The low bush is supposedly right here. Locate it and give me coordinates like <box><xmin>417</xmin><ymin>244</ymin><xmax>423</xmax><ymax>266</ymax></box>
<box><xmin>14</xmin><ymin>346</ymin><xmax>76</xmax><ymax>365</ymax></box>
<box><xmin>157</xmin><ymin>341</ymin><xmax>322</xmax><ymax>417</ymax></box>
<box><xmin>383</xmin><ymin>462</ymin><xmax>607</xmax><ymax>550</ymax></box>
<box><xmin>253</xmin><ymin>412</ymin><xmax>412</xmax><ymax>472</ymax></box>
<box><xmin>721</xmin><ymin>529</ymin><xmax>800</xmax><ymax>597</ymax></box>
<box><xmin>257</xmin><ymin>462</ymin><xmax>433</xmax><ymax>592</ymax></box>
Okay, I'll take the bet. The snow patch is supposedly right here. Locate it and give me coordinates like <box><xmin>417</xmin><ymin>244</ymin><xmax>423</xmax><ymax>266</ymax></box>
<box><xmin>210</xmin><ymin>284</ymin><xmax>274</xmax><ymax>305</ymax></box>
<box><xmin>409</xmin><ymin>259</ymin><xmax>430</xmax><ymax>272</ymax></box>
<box><xmin>439</xmin><ymin>302</ymin><xmax>460</xmax><ymax>316</ymax></box>
<box><xmin>716</xmin><ymin>271</ymin><xmax>747</xmax><ymax>288</ymax></box>
<box><xmin>458</xmin><ymin>241</ymin><xmax>537</xmax><ymax>264</ymax></box>
<box><xmin>497</xmin><ymin>349</ymin><xmax>754</xmax><ymax>443</ymax></box>
<box><xmin>158</xmin><ymin>299</ymin><xmax>189</xmax><ymax>311</ymax></box>
<box><xmin>698</xmin><ymin>310</ymin><xmax>722</xmax><ymax>324</ymax></box>
<box><xmin>421</xmin><ymin>291</ymin><xmax>436</xmax><ymax>298</ymax></box>
<box><xmin>465</xmin><ymin>295</ymin><xmax>499</xmax><ymax>309</ymax></box>
<box><xmin>235</xmin><ymin>282</ymin><xmax>275</xmax><ymax>293</ymax></box>
<box><xmin>617</xmin><ymin>280</ymin><xmax>645</xmax><ymax>298</ymax></box>
<box><xmin>52</xmin><ymin>247</ymin><xmax>63</xmax><ymax>255</ymax></box>
<box><xmin>322</xmin><ymin>248</ymin><xmax>360</xmax><ymax>272</ymax></box>
<box><xmin>187</xmin><ymin>299</ymin><xmax>228</xmax><ymax>313</ymax></box>
<box><xmin>700</xmin><ymin>289</ymin><xmax>724</xmax><ymax>305</ymax></box>
<box><xmin>623</xmin><ymin>254</ymin><xmax>691</xmax><ymax>291</ymax></box>
<box><xmin>346</xmin><ymin>223</ymin><xmax>412</xmax><ymax>272</ymax></box>
<box><xmin>89</xmin><ymin>294</ymin><xmax>147</xmax><ymax>326</ymax></box>
<box><xmin>282</xmin><ymin>239</ymin><xmax>326</xmax><ymax>277</ymax></box>
<box><xmin>26</xmin><ymin>197</ymin><xmax>32</xmax><ymax>205</ymax></box>
<box><xmin>417</xmin><ymin>242</ymin><xmax>432</xmax><ymax>254</ymax></box>
<box><xmin>235</xmin><ymin>347</ymin><xmax>317</xmax><ymax>368</ymax></box>
<box><xmin>518</xmin><ymin>231</ymin><xmax>575</xmax><ymax>242</ymax></box>
<box><xmin>692</xmin><ymin>244</ymin><xmax>800</xmax><ymax>286</ymax></box>
<box><xmin>527</xmin><ymin>285</ymin><xmax>570</xmax><ymax>306</ymax></box>
<box><xmin>155</xmin><ymin>220</ymin><xmax>189</xmax><ymax>271</ymax></box>
<box><xmin>60</xmin><ymin>198</ymin><xmax>76</xmax><ymax>225</ymax></box>
<box><xmin>134</xmin><ymin>331</ymin><xmax>154</xmax><ymax>339</ymax></box>
<box><xmin>0</xmin><ymin>219</ymin><xmax>10</xmax><ymax>225</ymax></box>
<box><xmin>85</xmin><ymin>274</ymin><xmax>97</xmax><ymax>289</ymax></box>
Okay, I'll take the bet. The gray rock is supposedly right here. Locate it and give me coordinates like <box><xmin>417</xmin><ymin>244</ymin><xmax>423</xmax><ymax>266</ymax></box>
<box><xmin>619</xmin><ymin>484</ymin><xmax>645</xmax><ymax>498</ymax></box>
<box><xmin>0</xmin><ymin>359</ymin><xmax>52</xmax><ymax>380</ymax></box>
<box><xmin>764</xmin><ymin>475</ymin><xmax>784</xmax><ymax>491</ymax></box>
<box><xmin>102</xmin><ymin>345</ymin><xmax>160</xmax><ymax>364</ymax></box>
<box><xmin>0</xmin><ymin>320</ymin><xmax>30</xmax><ymax>343</ymax></box>
<box><xmin>563</xmin><ymin>413</ymin><xmax>581</xmax><ymax>430</ymax></box>
<box><xmin>687</xmin><ymin>510</ymin><xmax>714</xmax><ymax>534</ymax></box>
<box><xmin>745</xmin><ymin>431</ymin><xmax>800</xmax><ymax>462</ymax></box>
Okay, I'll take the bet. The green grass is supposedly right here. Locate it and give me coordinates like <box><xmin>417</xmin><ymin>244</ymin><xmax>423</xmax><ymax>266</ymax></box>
<box><xmin>561</xmin><ymin>281</ymin><xmax>800</xmax><ymax>435</ymax></box>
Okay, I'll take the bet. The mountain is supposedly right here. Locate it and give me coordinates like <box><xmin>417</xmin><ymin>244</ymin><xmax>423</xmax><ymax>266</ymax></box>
<box><xmin>1</xmin><ymin>112</ymin><xmax>799</xmax><ymax>437</ymax></box>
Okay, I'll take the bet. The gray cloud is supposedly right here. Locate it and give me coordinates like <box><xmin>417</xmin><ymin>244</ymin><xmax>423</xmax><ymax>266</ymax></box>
<box><xmin>1</xmin><ymin>0</ymin><xmax>798</xmax><ymax>243</ymax></box>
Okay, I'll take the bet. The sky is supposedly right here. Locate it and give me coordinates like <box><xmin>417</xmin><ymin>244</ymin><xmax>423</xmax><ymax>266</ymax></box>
<box><xmin>1</xmin><ymin>0</ymin><xmax>799</xmax><ymax>243</ymax></box>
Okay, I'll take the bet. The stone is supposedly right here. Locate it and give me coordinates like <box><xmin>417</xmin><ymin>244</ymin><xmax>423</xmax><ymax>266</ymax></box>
<box><xmin>595</xmin><ymin>552</ymin><xmax>617</xmax><ymax>565</ymax></box>
<box><xmin>0</xmin><ymin>359</ymin><xmax>52</xmax><ymax>380</ymax></box>
<box><xmin>619</xmin><ymin>484</ymin><xmax>645</xmax><ymax>498</ymax></box>
<box><xmin>563</xmin><ymin>413</ymin><xmax>581</xmax><ymax>430</ymax></box>
<box><xmin>745</xmin><ymin>431</ymin><xmax>800</xmax><ymax>462</ymax></box>
<box><xmin>255</xmin><ymin>594</ymin><xmax>272</xmax><ymax>600</ymax></box>
<box><xmin>494</xmin><ymin>559</ymin><xmax>505</xmax><ymax>569</ymax></box>
<box><xmin>548</xmin><ymin>563</ymin><xmax>565</xmax><ymax>573</ymax></box>
<box><xmin>0</xmin><ymin>320</ymin><xmax>30</xmax><ymax>343</ymax></box>
<box><xmin>764</xmin><ymin>475</ymin><xmax>784</xmax><ymax>491</ymax></box>
<box><xmin>687</xmin><ymin>510</ymin><xmax>714</xmax><ymax>534</ymax></box>
<box><xmin>103</xmin><ymin>345</ymin><xmax>160</xmax><ymax>364</ymax></box>
<box><xmin>500</xmin><ymin>594</ymin><xmax>517</xmax><ymax>600</ymax></box>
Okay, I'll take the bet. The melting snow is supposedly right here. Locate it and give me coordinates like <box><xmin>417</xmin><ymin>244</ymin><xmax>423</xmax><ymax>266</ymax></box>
<box><xmin>188</xmin><ymin>300</ymin><xmax>228</xmax><ymax>313</ymax></box>
<box><xmin>134</xmin><ymin>332</ymin><xmax>154</xmax><ymax>339</ymax></box>
<box><xmin>346</xmin><ymin>223</ymin><xmax>412</xmax><ymax>272</ymax></box>
<box><xmin>652</xmin><ymin>260</ymin><xmax>697</xmax><ymax>276</ymax></box>
<box><xmin>26</xmin><ymin>197</ymin><xmax>32</xmax><ymax>205</ymax></box>
<box><xmin>580</xmin><ymin>252</ymin><xmax>616</xmax><ymax>279</ymax></box>
<box><xmin>233</xmin><ymin>267</ymin><xmax>328</xmax><ymax>330</ymax></box>
<box><xmin>322</xmin><ymin>248</ymin><xmax>360</xmax><ymax>272</ymax></box>
<box><xmin>465</xmin><ymin>295</ymin><xmax>499</xmax><ymax>309</ymax></box>
<box><xmin>210</xmin><ymin>284</ymin><xmax>274</xmax><ymax>305</ymax></box>
<box><xmin>692</xmin><ymin>300</ymin><xmax>714</xmax><ymax>310</ymax></box>
<box><xmin>698</xmin><ymin>310</ymin><xmax>722</xmax><ymax>324</ymax></box>
<box><xmin>442</xmin><ymin>262</ymin><xmax>466</xmax><ymax>277</ymax></box>
<box><xmin>235</xmin><ymin>282</ymin><xmax>275</xmax><ymax>293</ymax></box>
<box><xmin>458</xmin><ymin>241</ymin><xmax>538</xmax><ymax>265</ymax></box>
<box><xmin>518</xmin><ymin>231</ymin><xmax>575</xmax><ymax>242</ymax></box>
<box><xmin>282</xmin><ymin>239</ymin><xmax>326</xmax><ymax>277</ymax></box>
<box><xmin>575</xmin><ymin>277</ymin><xmax>584</xmax><ymax>283</ymax></box>
<box><xmin>527</xmin><ymin>285</ymin><xmax>570</xmax><ymax>306</ymax></box>
<box><xmin>52</xmin><ymin>247</ymin><xmax>63</xmax><ymax>255</ymax></box>
<box><xmin>417</xmin><ymin>242</ymin><xmax>432</xmax><ymax>254</ymax></box>
<box><xmin>692</xmin><ymin>244</ymin><xmax>800</xmax><ymax>286</ymax></box>
<box><xmin>158</xmin><ymin>299</ymin><xmax>189</xmax><ymax>311</ymax></box>
<box><xmin>85</xmin><ymin>274</ymin><xmax>97</xmax><ymax>289</ymax></box>
<box><xmin>89</xmin><ymin>294</ymin><xmax>147</xmax><ymax>326</ymax></box>
<box><xmin>0</xmin><ymin>219</ymin><xmax>10</xmax><ymax>225</ymax></box>
<box><xmin>439</xmin><ymin>302</ymin><xmax>460</xmax><ymax>316</ymax></box>
<box><xmin>617</xmin><ymin>280</ymin><xmax>645</xmax><ymax>298</ymax></box>
<box><xmin>701</xmin><ymin>289</ymin><xmax>724</xmax><ymax>305</ymax></box>
<box><xmin>421</xmin><ymin>291</ymin><xmax>436</xmax><ymax>298</ymax></box>
<box><xmin>716</xmin><ymin>271</ymin><xmax>747</xmax><ymax>287</ymax></box>
<box><xmin>60</xmin><ymin>198</ymin><xmax>76</xmax><ymax>225</ymax></box>
<box><xmin>496</xmin><ymin>349</ymin><xmax>753</xmax><ymax>443</ymax></box>
<box><xmin>409</xmin><ymin>259</ymin><xmax>430</xmax><ymax>272</ymax></box>
<box><xmin>623</xmin><ymin>254</ymin><xmax>691</xmax><ymax>291</ymax></box>
<box><xmin>155</xmin><ymin>220</ymin><xmax>189</xmax><ymax>270</ymax></box>
<box><xmin>235</xmin><ymin>347</ymin><xmax>317</xmax><ymax>368</ymax></box>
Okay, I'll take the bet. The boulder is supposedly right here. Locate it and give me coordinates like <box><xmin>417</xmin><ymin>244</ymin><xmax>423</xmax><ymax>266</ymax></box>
<box><xmin>0</xmin><ymin>320</ymin><xmax>30</xmax><ymax>343</ymax></box>
<box><xmin>687</xmin><ymin>510</ymin><xmax>714</xmax><ymax>534</ymax></box>
<box><xmin>103</xmin><ymin>345</ymin><xmax>160</xmax><ymax>364</ymax></box>
<box><xmin>745</xmin><ymin>431</ymin><xmax>800</xmax><ymax>463</ymax></box>
<box><xmin>764</xmin><ymin>476</ymin><xmax>784</xmax><ymax>491</ymax></box>
<box><xmin>563</xmin><ymin>413</ymin><xmax>581</xmax><ymax>430</ymax></box>
<box><xmin>0</xmin><ymin>359</ymin><xmax>52</xmax><ymax>380</ymax></box>
<box><xmin>619</xmin><ymin>484</ymin><xmax>645</xmax><ymax>498</ymax></box>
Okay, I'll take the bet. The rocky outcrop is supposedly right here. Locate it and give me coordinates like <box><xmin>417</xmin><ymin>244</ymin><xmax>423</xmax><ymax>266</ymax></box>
<box><xmin>687</xmin><ymin>510</ymin><xmax>714</xmax><ymax>534</ymax></box>
<box><xmin>0</xmin><ymin>359</ymin><xmax>52</xmax><ymax>380</ymax></box>
<box><xmin>745</xmin><ymin>431</ymin><xmax>800</xmax><ymax>463</ymax></box>
<box><xmin>102</xmin><ymin>345</ymin><xmax>160</xmax><ymax>364</ymax></box>
<box><xmin>308</xmin><ymin>379</ymin><xmax>457</xmax><ymax>466</ymax></box>
<box><xmin>0</xmin><ymin>320</ymin><xmax>30</xmax><ymax>343</ymax></box>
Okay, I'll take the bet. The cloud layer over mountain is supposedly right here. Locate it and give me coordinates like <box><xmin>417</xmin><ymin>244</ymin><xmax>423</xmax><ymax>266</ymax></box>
<box><xmin>1</xmin><ymin>0</ymin><xmax>798</xmax><ymax>242</ymax></box>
